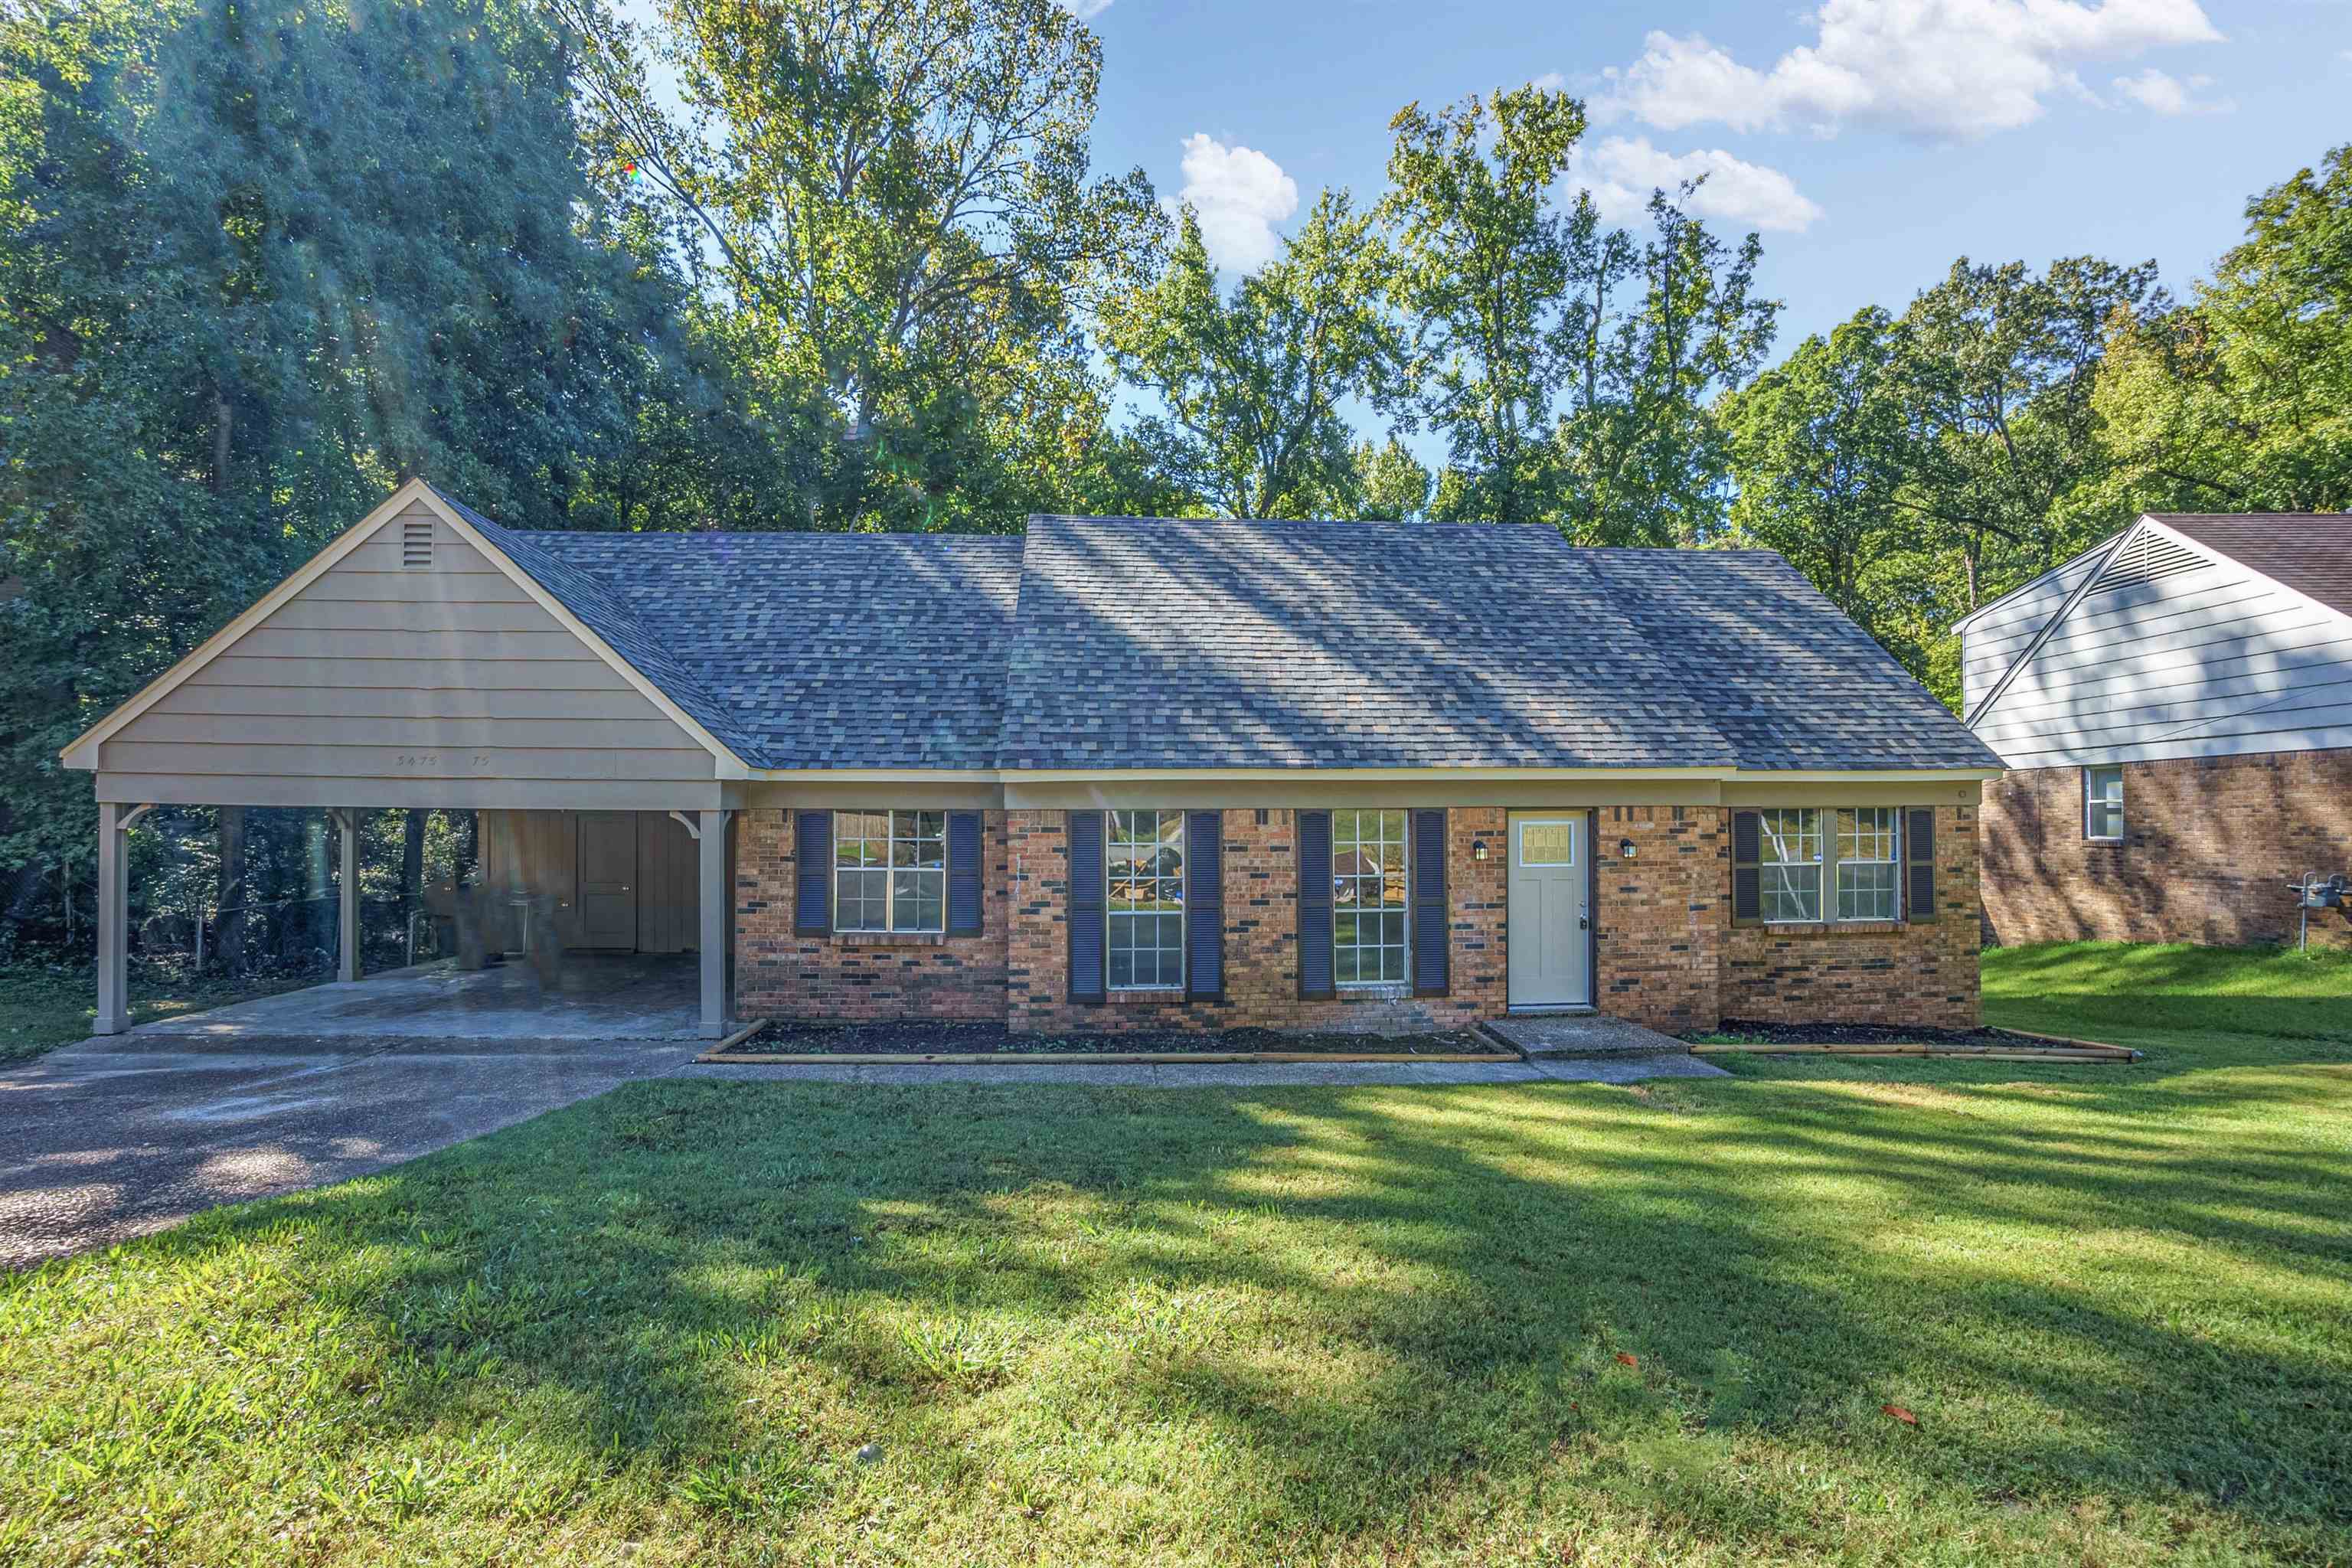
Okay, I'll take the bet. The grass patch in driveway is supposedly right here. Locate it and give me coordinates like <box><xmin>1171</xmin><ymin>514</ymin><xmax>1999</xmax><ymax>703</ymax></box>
<box><xmin>5</xmin><ymin>942</ymin><xmax>2349</xmax><ymax>1565</ymax></box>
<box><xmin>0</xmin><ymin>960</ymin><xmax>318</xmax><ymax>1063</ymax></box>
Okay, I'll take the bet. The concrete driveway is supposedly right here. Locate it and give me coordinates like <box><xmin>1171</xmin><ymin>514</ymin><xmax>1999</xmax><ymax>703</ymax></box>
<box><xmin>0</xmin><ymin>1031</ymin><xmax>697</xmax><ymax>1271</ymax></box>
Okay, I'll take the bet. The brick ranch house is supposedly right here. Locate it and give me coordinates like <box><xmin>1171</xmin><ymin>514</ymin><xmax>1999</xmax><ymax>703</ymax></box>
<box><xmin>1962</xmin><ymin>513</ymin><xmax>2352</xmax><ymax>952</ymax></box>
<box><xmin>63</xmin><ymin>479</ymin><xmax>2003</xmax><ymax>1040</ymax></box>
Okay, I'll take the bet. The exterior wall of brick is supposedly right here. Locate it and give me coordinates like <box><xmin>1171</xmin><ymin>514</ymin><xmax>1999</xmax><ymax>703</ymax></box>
<box><xmin>733</xmin><ymin>800</ymin><xmax>1988</xmax><ymax>1034</ymax></box>
<box><xmin>1720</xmin><ymin>805</ymin><xmax>1982</xmax><ymax>1030</ymax></box>
<box><xmin>1980</xmin><ymin>750</ymin><xmax>2352</xmax><ymax>952</ymax></box>
<box><xmin>733</xmin><ymin>808</ymin><xmax>1011</xmax><ymax>1021</ymax></box>
<box><xmin>1590</xmin><ymin>806</ymin><xmax>1728</xmax><ymax>1032</ymax></box>
<box><xmin>1007</xmin><ymin>808</ymin><xmax>1508</xmax><ymax>1034</ymax></box>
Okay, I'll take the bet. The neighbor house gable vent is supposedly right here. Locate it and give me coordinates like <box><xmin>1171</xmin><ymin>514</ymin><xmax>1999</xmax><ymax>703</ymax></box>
<box><xmin>2091</xmin><ymin>528</ymin><xmax>2207</xmax><ymax>591</ymax></box>
<box><xmin>400</xmin><ymin>519</ymin><xmax>434</xmax><ymax>570</ymax></box>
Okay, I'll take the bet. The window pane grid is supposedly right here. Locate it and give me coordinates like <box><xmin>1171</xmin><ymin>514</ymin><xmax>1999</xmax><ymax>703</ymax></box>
<box><xmin>1835</xmin><ymin>807</ymin><xmax>1900</xmax><ymax>922</ymax></box>
<box><xmin>835</xmin><ymin>809</ymin><xmax>944</xmax><ymax>933</ymax></box>
<box><xmin>2086</xmin><ymin>766</ymin><xmax>2125</xmax><ymax>839</ymax></box>
<box><xmin>1759</xmin><ymin>808</ymin><xmax>1822</xmax><ymax>924</ymax></box>
<box><xmin>1334</xmin><ymin>808</ymin><xmax>1408</xmax><ymax>985</ymax></box>
<box><xmin>1109</xmin><ymin>809</ymin><xmax>1184</xmax><ymax>989</ymax></box>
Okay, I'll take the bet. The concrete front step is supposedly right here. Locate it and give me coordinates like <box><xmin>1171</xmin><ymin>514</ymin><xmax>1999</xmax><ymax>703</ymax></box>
<box><xmin>1480</xmin><ymin>1013</ymin><xmax>1693</xmax><ymax>1058</ymax></box>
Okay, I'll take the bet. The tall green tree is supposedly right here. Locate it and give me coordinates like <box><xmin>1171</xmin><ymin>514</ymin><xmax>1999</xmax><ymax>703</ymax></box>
<box><xmin>2091</xmin><ymin>145</ymin><xmax>2352</xmax><ymax>520</ymax></box>
<box><xmin>0</xmin><ymin>0</ymin><xmax>741</xmax><ymax>944</ymax></box>
<box><xmin>1381</xmin><ymin>86</ymin><xmax>1583</xmax><ymax>528</ymax></box>
<box><xmin>1100</xmin><ymin>194</ymin><xmax>1403</xmax><ymax>518</ymax></box>
<box><xmin>1553</xmin><ymin>185</ymin><xmax>1779</xmax><ymax>546</ymax></box>
<box><xmin>556</xmin><ymin>0</ymin><xmax>1164</xmax><ymax>531</ymax></box>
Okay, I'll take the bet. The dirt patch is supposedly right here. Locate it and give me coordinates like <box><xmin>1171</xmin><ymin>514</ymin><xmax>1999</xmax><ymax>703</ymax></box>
<box><xmin>1690</xmin><ymin>1020</ymin><xmax>2065</xmax><ymax>1048</ymax></box>
<box><xmin>735</xmin><ymin>1020</ymin><xmax>1505</xmax><ymax>1057</ymax></box>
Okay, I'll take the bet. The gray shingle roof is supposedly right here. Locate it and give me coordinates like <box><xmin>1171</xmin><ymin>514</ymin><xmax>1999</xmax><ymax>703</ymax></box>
<box><xmin>437</xmin><ymin>488</ymin><xmax>1992</xmax><ymax>774</ymax></box>
<box><xmin>505</xmin><ymin>525</ymin><xmax>1023</xmax><ymax>770</ymax></box>
<box><xmin>1585</xmin><ymin>548</ymin><xmax>2006</xmax><ymax>771</ymax></box>
<box><xmin>1001</xmin><ymin>516</ymin><xmax>1735</xmax><ymax>769</ymax></box>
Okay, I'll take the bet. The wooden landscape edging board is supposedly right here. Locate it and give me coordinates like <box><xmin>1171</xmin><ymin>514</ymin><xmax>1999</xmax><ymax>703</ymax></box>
<box><xmin>1689</xmin><ymin>1040</ymin><xmax>2141</xmax><ymax>1063</ymax></box>
<box><xmin>696</xmin><ymin>1049</ymin><xmax>1525</xmax><ymax>1067</ymax></box>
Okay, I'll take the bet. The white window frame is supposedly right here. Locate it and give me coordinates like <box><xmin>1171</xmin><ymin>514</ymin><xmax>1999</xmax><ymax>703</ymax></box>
<box><xmin>833</xmin><ymin>809</ymin><xmax>946</xmax><ymax>934</ymax></box>
<box><xmin>1759</xmin><ymin>806</ymin><xmax>1906</xmax><ymax>925</ymax></box>
<box><xmin>1107</xmin><ymin>808</ymin><xmax>1185</xmax><ymax>991</ymax></box>
<box><xmin>1333</xmin><ymin>808</ymin><xmax>1410</xmax><ymax>987</ymax></box>
<box><xmin>2084</xmin><ymin>765</ymin><xmax>2125</xmax><ymax>842</ymax></box>
<box><xmin>1834</xmin><ymin>807</ymin><xmax>1902</xmax><ymax>923</ymax></box>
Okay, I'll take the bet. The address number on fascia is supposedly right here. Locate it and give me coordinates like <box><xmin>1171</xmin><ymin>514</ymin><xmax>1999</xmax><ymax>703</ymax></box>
<box><xmin>394</xmin><ymin>754</ymin><xmax>495</xmax><ymax>769</ymax></box>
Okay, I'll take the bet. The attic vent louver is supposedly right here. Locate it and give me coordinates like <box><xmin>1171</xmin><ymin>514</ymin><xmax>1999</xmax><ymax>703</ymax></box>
<box><xmin>401</xmin><ymin>520</ymin><xmax>433</xmax><ymax>570</ymax></box>
<box><xmin>2093</xmin><ymin>529</ymin><xmax>2206</xmax><ymax>591</ymax></box>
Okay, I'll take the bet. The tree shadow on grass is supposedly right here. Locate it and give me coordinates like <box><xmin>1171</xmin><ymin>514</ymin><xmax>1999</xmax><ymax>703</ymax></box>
<box><xmin>18</xmin><ymin>1076</ymin><xmax>2352</xmax><ymax>1562</ymax></box>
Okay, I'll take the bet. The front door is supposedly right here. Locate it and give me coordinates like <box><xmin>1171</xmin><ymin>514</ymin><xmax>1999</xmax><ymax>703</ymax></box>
<box><xmin>577</xmin><ymin>812</ymin><xmax>639</xmax><ymax>950</ymax></box>
<box><xmin>1507</xmin><ymin>812</ymin><xmax>1592</xmax><ymax>1008</ymax></box>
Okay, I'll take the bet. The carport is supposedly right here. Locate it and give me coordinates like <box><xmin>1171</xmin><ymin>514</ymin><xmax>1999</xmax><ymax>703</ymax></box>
<box><xmin>59</xmin><ymin>482</ymin><xmax>750</xmax><ymax>1039</ymax></box>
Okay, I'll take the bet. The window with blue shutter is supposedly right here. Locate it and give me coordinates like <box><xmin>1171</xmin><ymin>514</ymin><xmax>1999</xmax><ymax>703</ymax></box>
<box><xmin>1067</xmin><ymin>810</ymin><xmax>1106</xmax><ymax>1003</ymax></box>
<box><xmin>947</xmin><ymin>811</ymin><xmax>983</xmax><ymax>935</ymax></box>
<box><xmin>1297</xmin><ymin>810</ymin><xmax>1334</xmax><ymax>1000</ymax></box>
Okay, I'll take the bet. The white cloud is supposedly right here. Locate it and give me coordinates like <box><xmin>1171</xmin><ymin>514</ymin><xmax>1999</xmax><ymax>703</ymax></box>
<box><xmin>1055</xmin><ymin>0</ymin><xmax>1113</xmax><ymax>18</ymax></box>
<box><xmin>1571</xmin><ymin>136</ymin><xmax>1825</xmax><ymax>233</ymax></box>
<box><xmin>1529</xmin><ymin>71</ymin><xmax>1567</xmax><ymax>92</ymax></box>
<box><xmin>1168</xmin><ymin>133</ymin><xmax>1298</xmax><ymax>272</ymax></box>
<box><xmin>2111</xmin><ymin>65</ymin><xmax>2231</xmax><ymax>113</ymax></box>
<box><xmin>1599</xmin><ymin>0</ymin><xmax>2223</xmax><ymax>141</ymax></box>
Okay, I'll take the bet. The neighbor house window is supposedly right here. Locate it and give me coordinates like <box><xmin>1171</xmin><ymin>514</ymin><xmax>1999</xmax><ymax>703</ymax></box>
<box><xmin>1759</xmin><ymin>808</ymin><xmax>1824</xmax><ymax>923</ymax></box>
<box><xmin>2085</xmin><ymin>766</ymin><xmax>2125</xmax><ymax>841</ymax></box>
<box><xmin>1758</xmin><ymin>806</ymin><xmax>1904</xmax><ymax>924</ymax></box>
<box><xmin>1334</xmin><ymin>808</ymin><xmax>1408</xmax><ymax>985</ymax></box>
<box><xmin>834</xmin><ymin>810</ymin><xmax>944</xmax><ymax>933</ymax></box>
<box><xmin>1835</xmin><ymin>808</ymin><xmax>1900</xmax><ymax>922</ymax></box>
<box><xmin>1108</xmin><ymin>809</ymin><xmax>1184</xmax><ymax>988</ymax></box>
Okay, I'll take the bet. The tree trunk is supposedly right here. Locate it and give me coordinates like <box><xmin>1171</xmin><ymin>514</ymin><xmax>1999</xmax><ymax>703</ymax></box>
<box><xmin>401</xmin><ymin>808</ymin><xmax>426</xmax><ymax>903</ymax></box>
<box><xmin>211</xmin><ymin>386</ymin><xmax>234</xmax><ymax>496</ymax></box>
<box><xmin>458</xmin><ymin>811</ymin><xmax>479</xmax><ymax>887</ymax></box>
<box><xmin>0</xmin><ymin>855</ymin><xmax>47</xmax><ymax>961</ymax></box>
<box><xmin>217</xmin><ymin>805</ymin><xmax>248</xmax><ymax>975</ymax></box>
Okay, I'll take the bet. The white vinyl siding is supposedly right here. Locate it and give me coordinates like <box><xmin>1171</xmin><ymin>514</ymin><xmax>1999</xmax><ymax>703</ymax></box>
<box><xmin>1333</xmin><ymin>808</ymin><xmax>1408</xmax><ymax>985</ymax></box>
<box><xmin>1107</xmin><ymin>809</ymin><xmax>1184</xmax><ymax>989</ymax></box>
<box><xmin>1965</xmin><ymin>525</ymin><xmax>2352</xmax><ymax>768</ymax></box>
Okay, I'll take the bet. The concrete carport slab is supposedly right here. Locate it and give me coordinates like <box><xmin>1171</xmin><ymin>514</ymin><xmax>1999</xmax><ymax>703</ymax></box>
<box><xmin>137</xmin><ymin>955</ymin><xmax>704</xmax><ymax>1044</ymax></box>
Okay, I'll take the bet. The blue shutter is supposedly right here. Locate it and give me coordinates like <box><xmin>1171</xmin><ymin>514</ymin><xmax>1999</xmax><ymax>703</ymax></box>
<box><xmin>1185</xmin><ymin>809</ymin><xmax>1223</xmax><ymax>1000</ymax></box>
<box><xmin>1906</xmin><ymin>808</ymin><xmax>1937</xmax><ymax>924</ymax></box>
<box><xmin>1296</xmin><ymin>810</ymin><xmax>1334</xmax><ymax>1000</ymax></box>
<box><xmin>1731</xmin><ymin>810</ymin><xmax>1762</xmax><ymax>928</ymax></box>
<box><xmin>1067</xmin><ymin>810</ymin><xmax>1106</xmax><ymax>1003</ymax></box>
<box><xmin>947</xmin><ymin>811</ymin><xmax>983</xmax><ymax>935</ymax></box>
<box><xmin>1411</xmin><ymin>808</ymin><xmax>1449</xmax><ymax>997</ymax></box>
<box><xmin>794</xmin><ymin>810</ymin><xmax>832</xmax><ymax>935</ymax></box>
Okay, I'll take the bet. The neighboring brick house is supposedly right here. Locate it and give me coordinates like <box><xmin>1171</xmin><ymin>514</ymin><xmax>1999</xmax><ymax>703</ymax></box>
<box><xmin>1963</xmin><ymin>513</ymin><xmax>2352</xmax><ymax>952</ymax></box>
<box><xmin>63</xmin><ymin>480</ymin><xmax>2001</xmax><ymax>1038</ymax></box>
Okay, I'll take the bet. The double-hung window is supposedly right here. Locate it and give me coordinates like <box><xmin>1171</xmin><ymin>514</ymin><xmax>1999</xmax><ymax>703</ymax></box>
<box><xmin>834</xmin><ymin>810</ymin><xmax>945</xmax><ymax>933</ymax></box>
<box><xmin>1108</xmin><ymin>809</ymin><xmax>1184</xmax><ymax>988</ymax></box>
<box><xmin>1759</xmin><ymin>806</ymin><xmax>1903</xmax><ymax>923</ymax></box>
<box><xmin>1333</xmin><ymin>808</ymin><xmax>1409</xmax><ymax>985</ymax></box>
<box><xmin>2084</xmin><ymin>765</ymin><xmax>2125</xmax><ymax>841</ymax></box>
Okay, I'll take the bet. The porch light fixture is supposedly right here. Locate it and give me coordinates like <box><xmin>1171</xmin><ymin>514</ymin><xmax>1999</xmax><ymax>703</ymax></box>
<box><xmin>1472</xmin><ymin>841</ymin><xmax>1489</xmax><ymax>861</ymax></box>
<box><xmin>1619</xmin><ymin>838</ymin><xmax>1637</xmax><ymax>860</ymax></box>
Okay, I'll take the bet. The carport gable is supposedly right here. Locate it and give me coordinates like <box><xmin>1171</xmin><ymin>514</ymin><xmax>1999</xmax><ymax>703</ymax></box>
<box><xmin>60</xmin><ymin>480</ymin><xmax>748</xmax><ymax>807</ymax></box>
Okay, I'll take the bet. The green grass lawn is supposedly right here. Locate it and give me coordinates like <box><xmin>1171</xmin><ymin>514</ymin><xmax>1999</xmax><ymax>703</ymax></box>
<box><xmin>0</xmin><ymin>961</ymin><xmax>318</xmax><ymax>1063</ymax></box>
<box><xmin>2</xmin><ymin>943</ymin><xmax>2347</xmax><ymax>1565</ymax></box>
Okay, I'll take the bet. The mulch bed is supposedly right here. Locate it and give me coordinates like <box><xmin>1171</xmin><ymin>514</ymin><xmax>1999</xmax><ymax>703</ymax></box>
<box><xmin>1694</xmin><ymin>1020</ymin><xmax>2068</xmax><ymax>1048</ymax></box>
<box><xmin>730</xmin><ymin>1019</ymin><xmax>1503</xmax><ymax>1057</ymax></box>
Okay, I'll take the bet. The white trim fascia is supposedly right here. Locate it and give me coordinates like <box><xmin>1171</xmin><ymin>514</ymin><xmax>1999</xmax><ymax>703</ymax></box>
<box><xmin>60</xmin><ymin>479</ymin><xmax>442</xmax><ymax>770</ymax></box>
<box><xmin>750</xmin><ymin>768</ymin><xmax>1002</xmax><ymax>783</ymax></box>
<box><xmin>747</xmin><ymin>765</ymin><xmax>2000</xmax><ymax>785</ymax></box>
<box><xmin>410</xmin><ymin>486</ymin><xmax>749</xmax><ymax>779</ymax></box>
<box><xmin>1728</xmin><ymin>768</ymin><xmax>2002</xmax><ymax>782</ymax></box>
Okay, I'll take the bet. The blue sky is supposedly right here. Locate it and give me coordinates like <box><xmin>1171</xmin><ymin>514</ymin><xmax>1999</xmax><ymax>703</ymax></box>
<box><xmin>1075</xmin><ymin>0</ymin><xmax>2350</xmax><ymax>350</ymax></box>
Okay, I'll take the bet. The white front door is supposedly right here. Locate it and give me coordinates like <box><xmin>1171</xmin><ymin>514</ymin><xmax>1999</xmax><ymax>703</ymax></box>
<box><xmin>1507</xmin><ymin>813</ymin><xmax>1592</xmax><ymax>1008</ymax></box>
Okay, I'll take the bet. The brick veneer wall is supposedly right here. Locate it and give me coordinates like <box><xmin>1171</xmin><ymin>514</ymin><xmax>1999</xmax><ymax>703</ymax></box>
<box><xmin>1980</xmin><ymin>751</ymin><xmax>2352</xmax><ymax>952</ymax></box>
<box><xmin>1720</xmin><ymin>805</ymin><xmax>1982</xmax><ymax>1030</ymax></box>
<box><xmin>1006</xmin><ymin>808</ymin><xmax>1508</xmax><ymax>1034</ymax></box>
<box><xmin>733</xmin><ymin>808</ymin><xmax>1012</xmax><ymax>1021</ymax></box>
<box><xmin>731</xmin><ymin>802</ymin><xmax>1987</xmax><ymax>1034</ymax></box>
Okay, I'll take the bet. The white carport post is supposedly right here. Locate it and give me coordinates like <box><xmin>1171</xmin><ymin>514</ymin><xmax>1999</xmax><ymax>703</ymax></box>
<box><xmin>331</xmin><ymin>808</ymin><xmax>361</xmax><ymax>984</ymax></box>
<box><xmin>694</xmin><ymin>809</ymin><xmax>733</xmax><ymax>1039</ymax></box>
<box><xmin>93</xmin><ymin>801</ymin><xmax>146</xmax><ymax>1036</ymax></box>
